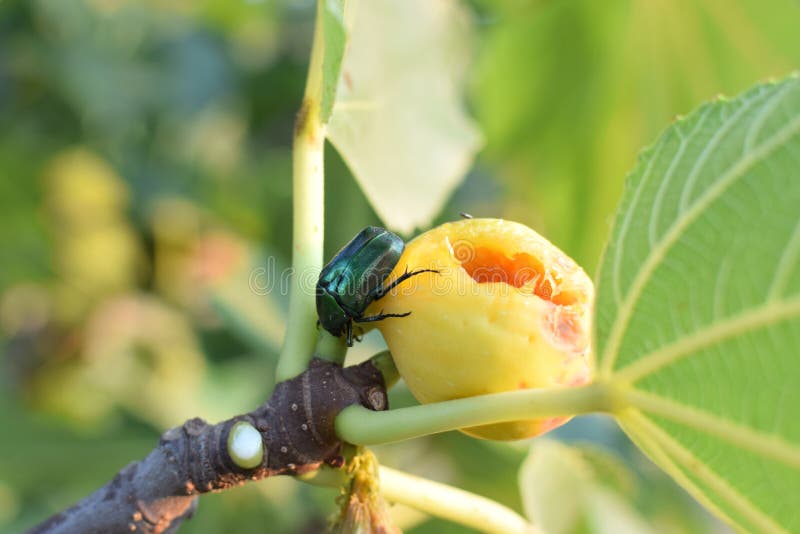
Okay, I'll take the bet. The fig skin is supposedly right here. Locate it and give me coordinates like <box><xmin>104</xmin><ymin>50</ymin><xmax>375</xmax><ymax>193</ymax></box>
<box><xmin>368</xmin><ymin>218</ymin><xmax>594</xmax><ymax>440</ymax></box>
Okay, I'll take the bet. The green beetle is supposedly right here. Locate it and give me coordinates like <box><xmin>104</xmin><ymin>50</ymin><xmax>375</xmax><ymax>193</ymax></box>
<box><xmin>316</xmin><ymin>226</ymin><xmax>435</xmax><ymax>346</ymax></box>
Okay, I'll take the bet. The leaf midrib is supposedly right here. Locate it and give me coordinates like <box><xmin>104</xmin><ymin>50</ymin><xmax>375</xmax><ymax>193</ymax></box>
<box><xmin>620</xmin><ymin>388</ymin><xmax>800</xmax><ymax>469</ymax></box>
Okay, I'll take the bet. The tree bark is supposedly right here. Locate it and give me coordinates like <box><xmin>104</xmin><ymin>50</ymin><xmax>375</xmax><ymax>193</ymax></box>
<box><xmin>28</xmin><ymin>358</ymin><xmax>388</xmax><ymax>534</ymax></box>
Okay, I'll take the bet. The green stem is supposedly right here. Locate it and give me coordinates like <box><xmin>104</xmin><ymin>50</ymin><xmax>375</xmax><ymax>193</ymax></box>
<box><xmin>379</xmin><ymin>466</ymin><xmax>539</xmax><ymax>534</ymax></box>
<box><xmin>336</xmin><ymin>382</ymin><xmax>617</xmax><ymax>445</ymax></box>
<box><xmin>313</xmin><ymin>329</ymin><xmax>347</xmax><ymax>365</ymax></box>
<box><xmin>276</xmin><ymin>1</ymin><xmax>328</xmax><ymax>381</ymax></box>
<box><xmin>368</xmin><ymin>351</ymin><xmax>400</xmax><ymax>389</ymax></box>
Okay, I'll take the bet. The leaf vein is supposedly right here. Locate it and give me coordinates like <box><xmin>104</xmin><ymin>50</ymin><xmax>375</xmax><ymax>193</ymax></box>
<box><xmin>618</xmin><ymin>414</ymin><xmax>741</xmax><ymax>531</ymax></box>
<box><xmin>744</xmin><ymin>81</ymin><xmax>796</xmax><ymax>152</ymax></box>
<box><xmin>600</xmin><ymin>93</ymin><xmax>800</xmax><ymax>376</ymax></box>
<box><xmin>766</xmin><ymin>217</ymin><xmax>800</xmax><ymax>302</ymax></box>
<box><xmin>712</xmin><ymin>254</ymin><xmax>735</xmax><ymax>319</ymax></box>
<box><xmin>615</xmin><ymin>294</ymin><xmax>800</xmax><ymax>382</ymax></box>
<box><xmin>611</xmin><ymin>141</ymin><xmax>666</xmax><ymax>306</ymax></box>
<box><xmin>648</xmin><ymin>107</ymin><xmax>713</xmax><ymax>247</ymax></box>
<box><xmin>621</xmin><ymin>411</ymin><xmax>789</xmax><ymax>534</ymax></box>
<box><xmin>623</xmin><ymin>389</ymin><xmax>800</xmax><ymax>469</ymax></box>
<box><xmin>678</xmin><ymin>87</ymin><xmax>773</xmax><ymax>213</ymax></box>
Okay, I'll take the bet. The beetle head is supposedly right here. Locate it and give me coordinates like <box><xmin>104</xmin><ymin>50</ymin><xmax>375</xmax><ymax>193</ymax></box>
<box><xmin>316</xmin><ymin>286</ymin><xmax>350</xmax><ymax>337</ymax></box>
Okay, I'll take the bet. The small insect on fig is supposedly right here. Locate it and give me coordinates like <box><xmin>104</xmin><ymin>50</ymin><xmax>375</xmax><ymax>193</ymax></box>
<box><xmin>316</xmin><ymin>226</ymin><xmax>435</xmax><ymax>346</ymax></box>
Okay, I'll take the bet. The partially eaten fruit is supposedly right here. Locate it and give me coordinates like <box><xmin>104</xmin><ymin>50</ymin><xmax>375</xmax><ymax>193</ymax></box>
<box><xmin>367</xmin><ymin>218</ymin><xmax>594</xmax><ymax>440</ymax></box>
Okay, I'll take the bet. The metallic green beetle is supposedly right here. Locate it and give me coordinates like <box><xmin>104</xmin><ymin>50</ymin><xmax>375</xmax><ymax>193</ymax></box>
<box><xmin>316</xmin><ymin>226</ymin><xmax>435</xmax><ymax>346</ymax></box>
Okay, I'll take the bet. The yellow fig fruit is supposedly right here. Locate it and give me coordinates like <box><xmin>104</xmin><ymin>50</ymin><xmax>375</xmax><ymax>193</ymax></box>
<box><xmin>368</xmin><ymin>219</ymin><xmax>594</xmax><ymax>440</ymax></box>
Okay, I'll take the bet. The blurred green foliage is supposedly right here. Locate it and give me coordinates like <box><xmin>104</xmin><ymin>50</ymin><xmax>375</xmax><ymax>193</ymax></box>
<box><xmin>1</xmin><ymin>0</ymin><xmax>797</xmax><ymax>532</ymax></box>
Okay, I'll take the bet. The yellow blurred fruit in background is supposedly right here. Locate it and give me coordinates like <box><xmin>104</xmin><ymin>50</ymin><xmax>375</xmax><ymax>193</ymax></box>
<box><xmin>369</xmin><ymin>219</ymin><xmax>594</xmax><ymax>440</ymax></box>
<box><xmin>44</xmin><ymin>148</ymin><xmax>144</xmax><ymax>320</ymax></box>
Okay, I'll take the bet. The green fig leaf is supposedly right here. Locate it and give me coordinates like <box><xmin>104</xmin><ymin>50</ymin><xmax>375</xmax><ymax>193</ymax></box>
<box><xmin>597</xmin><ymin>75</ymin><xmax>800</xmax><ymax>533</ymax></box>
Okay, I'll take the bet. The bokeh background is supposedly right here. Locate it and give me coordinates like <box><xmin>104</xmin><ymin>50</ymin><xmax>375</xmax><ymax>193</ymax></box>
<box><xmin>1</xmin><ymin>0</ymin><xmax>798</xmax><ymax>532</ymax></box>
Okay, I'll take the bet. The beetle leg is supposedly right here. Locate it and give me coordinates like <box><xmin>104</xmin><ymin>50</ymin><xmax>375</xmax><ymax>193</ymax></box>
<box><xmin>355</xmin><ymin>310</ymin><xmax>412</xmax><ymax>323</ymax></box>
<box><xmin>372</xmin><ymin>268</ymin><xmax>439</xmax><ymax>300</ymax></box>
<box><xmin>346</xmin><ymin>321</ymin><xmax>354</xmax><ymax>347</ymax></box>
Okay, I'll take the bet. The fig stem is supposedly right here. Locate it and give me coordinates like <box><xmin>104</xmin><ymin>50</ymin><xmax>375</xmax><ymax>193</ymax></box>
<box><xmin>336</xmin><ymin>381</ymin><xmax>618</xmax><ymax>445</ymax></box>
